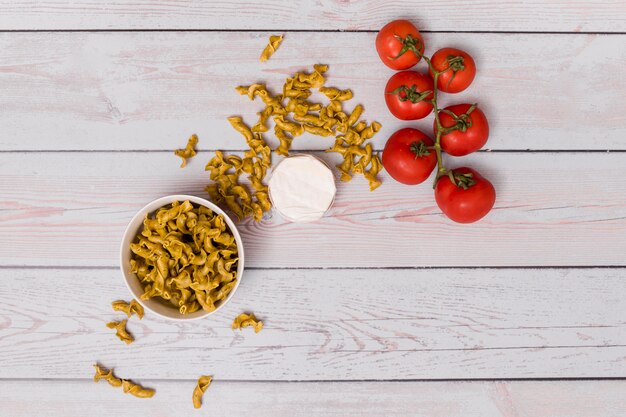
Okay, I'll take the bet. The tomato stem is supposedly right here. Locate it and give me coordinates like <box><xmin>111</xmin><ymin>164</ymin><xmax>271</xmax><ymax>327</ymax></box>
<box><xmin>429</xmin><ymin>62</ymin><xmax>448</xmax><ymax>187</ymax></box>
<box><xmin>410</xmin><ymin>48</ymin><xmax>463</xmax><ymax>188</ymax></box>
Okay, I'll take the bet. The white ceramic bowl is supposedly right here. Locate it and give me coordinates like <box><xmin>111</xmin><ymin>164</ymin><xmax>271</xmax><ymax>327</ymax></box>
<box><xmin>119</xmin><ymin>194</ymin><xmax>244</xmax><ymax>321</ymax></box>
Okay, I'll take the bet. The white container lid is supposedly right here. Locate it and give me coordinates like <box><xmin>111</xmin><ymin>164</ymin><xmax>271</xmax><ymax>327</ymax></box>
<box><xmin>268</xmin><ymin>154</ymin><xmax>337</xmax><ymax>223</ymax></box>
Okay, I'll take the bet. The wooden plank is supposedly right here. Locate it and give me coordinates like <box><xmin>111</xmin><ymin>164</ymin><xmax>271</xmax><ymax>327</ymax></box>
<box><xmin>1</xmin><ymin>1</ymin><xmax>625</xmax><ymax>32</ymax></box>
<box><xmin>2</xmin><ymin>267</ymin><xmax>625</xmax><ymax>380</ymax></box>
<box><xmin>1</xmin><ymin>379</ymin><xmax>626</xmax><ymax>417</ymax></box>
<box><xmin>1</xmin><ymin>152</ymin><xmax>625</xmax><ymax>268</ymax></box>
<box><xmin>1</xmin><ymin>32</ymin><xmax>624</xmax><ymax>151</ymax></box>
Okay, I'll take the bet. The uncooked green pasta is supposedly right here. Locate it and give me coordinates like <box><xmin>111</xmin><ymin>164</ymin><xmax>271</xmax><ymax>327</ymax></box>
<box><xmin>111</xmin><ymin>299</ymin><xmax>144</xmax><ymax>319</ymax></box>
<box><xmin>233</xmin><ymin>64</ymin><xmax>383</xmax><ymax>191</ymax></box>
<box><xmin>93</xmin><ymin>364</ymin><xmax>122</xmax><ymax>387</ymax></box>
<box><xmin>122</xmin><ymin>380</ymin><xmax>155</xmax><ymax>398</ymax></box>
<box><xmin>192</xmin><ymin>375</ymin><xmax>213</xmax><ymax>408</ymax></box>
<box><xmin>205</xmin><ymin>120</ymin><xmax>272</xmax><ymax>222</ymax></box>
<box><xmin>106</xmin><ymin>319</ymin><xmax>134</xmax><ymax>344</ymax></box>
<box><xmin>174</xmin><ymin>134</ymin><xmax>198</xmax><ymax>168</ymax></box>
<box><xmin>259</xmin><ymin>34</ymin><xmax>283</xmax><ymax>62</ymax></box>
<box><xmin>232</xmin><ymin>312</ymin><xmax>263</xmax><ymax>333</ymax></box>
<box><xmin>130</xmin><ymin>200</ymin><xmax>239</xmax><ymax>314</ymax></box>
<box><xmin>93</xmin><ymin>364</ymin><xmax>155</xmax><ymax>398</ymax></box>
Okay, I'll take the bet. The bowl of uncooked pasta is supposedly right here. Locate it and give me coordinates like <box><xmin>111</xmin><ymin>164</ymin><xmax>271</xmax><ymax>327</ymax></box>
<box><xmin>120</xmin><ymin>194</ymin><xmax>244</xmax><ymax>321</ymax></box>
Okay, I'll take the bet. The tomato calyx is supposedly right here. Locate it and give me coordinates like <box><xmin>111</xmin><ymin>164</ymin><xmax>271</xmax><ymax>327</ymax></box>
<box><xmin>443</xmin><ymin>55</ymin><xmax>465</xmax><ymax>89</ymax></box>
<box><xmin>410</xmin><ymin>140</ymin><xmax>431</xmax><ymax>159</ymax></box>
<box><xmin>448</xmin><ymin>171</ymin><xmax>476</xmax><ymax>190</ymax></box>
<box><xmin>392</xmin><ymin>34</ymin><xmax>424</xmax><ymax>61</ymax></box>
<box><xmin>389</xmin><ymin>84</ymin><xmax>432</xmax><ymax>104</ymax></box>
<box><xmin>446</xmin><ymin>55</ymin><xmax>466</xmax><ymax>72</ymax></box>
<box><xmin>441</xmin><ymin>103</ymin><xmax>478</xmax><ymax>133</ymax></box>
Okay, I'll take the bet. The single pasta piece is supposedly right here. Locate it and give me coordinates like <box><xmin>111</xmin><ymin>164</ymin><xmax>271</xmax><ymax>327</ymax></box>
<box><xmin>111</xmin><ymin>299</ymin><xmax>144</xmax><ymax>319</ymax></box>
<box><xmin>319</xmin><ymin>87</ymin><xmax>353</xmax><ymax>101</ymax></box>
<box><xmin>192</xmin><ymin>375</ymin><xmax>213</xmax><ymax>409</ymax></box>
<box><xmin>106</xmin><ymin>319</ymin><xmax>134</xmax><ymax>344</ymax></box>
<box><xmin>93</xmin><ymin>364</ymin><xmax>122</xmax><ymax>387</ymax></box>
<box><xmin>274</xmin><ymin>126</ymin><xmax>293</xmax><ymax>157</ymax></box>
<box><xmin>236</xmin><ymin>83</ymin><xmax>267</xmax><ymax>100</ymax></box>
<box><xmin>260</xmin><ymin>34</ymin><xmax>283</xmax><ymax>62</ymax></box>
<box><xmin>122</xmin><ymin>379</ymin><xmax>155</xmax><ymax>398</ymax></box>
<box><xmin>227</xmin><ymin>116</ymin><xmax>254</xmax><ymax>143</ymax></box>
<box><xmin>174</xmin><ymin>134</ymin><xmax>199</xmax><ymax>168</ymax></box>
<box><xmin>364</xmin><ymin>154</ymin><xmax>383</xmax><ymax>191</ymax></box>
<box><xmin>232</xmin><ymin>312</ymin><xmax>264</xmax><ymax>333</ymax></box>
<box><xmin>346</xmin><ymin>104</ymin><xmax>364</xmax><ymax>128</ymax></box>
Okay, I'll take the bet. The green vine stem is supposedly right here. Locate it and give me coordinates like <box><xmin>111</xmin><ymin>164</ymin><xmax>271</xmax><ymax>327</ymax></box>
<box><xmin>422</xmin><ymin>55</ymin><xmax>454</xmax><ymax>185</ymax></box>
<box><xmin>399</xmin><ymin>44</ymin><xmax>459</xmax><ymax>185</ymax></box>
<box><xmin>391</xmin><ymin>34</ymin><xmax>473</xmax><ymax>187</ymax></box>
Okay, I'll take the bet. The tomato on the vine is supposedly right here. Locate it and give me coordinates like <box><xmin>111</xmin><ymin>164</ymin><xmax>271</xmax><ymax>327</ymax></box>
<box><xmin>436</xmin><ymin>103</ymin><xmax>489</xmax><ymax>156</ymax></box>
<box><xmin>385</xmin><ymin>71</ymin><xmax>434</xmax><ymax>120</ymax></box>
<box><xmin>434</xmin><ymin>167</ymin><xmax>496</xmax><ymax>223</ymax></box>
<box><xmin>376</xmin><ymin>20</ymin><xmax>425</xmax><ymax>70</ymax></box>
<box><xmin>382</xmin><ymin>128</ymin><xmax>437</xmax><ymax>185</ymax></box>
<box><xmin>429</xmin><ymin>48</ymin><xmax>476</xmax><ymax>93</ymax></box>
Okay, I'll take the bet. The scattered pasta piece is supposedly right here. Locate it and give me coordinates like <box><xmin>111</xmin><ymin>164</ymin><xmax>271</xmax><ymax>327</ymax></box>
<box><xmin>130</xmin><ymin>200</ymin><xmax>239</xmax><ymax>314</ymax></box>
<box><xmin>260</xmin><ymin>34</ymin><xmax>283</xmax><ymax>62</ymax></box>
<box><xmin>111</xmin><ymin>299</ymin><xmax>144</xmax><ymax>319</ymax></box>
<box><xmin>106</xmin><ymin>319</ymin><xmax>134</xmax><ymax>344</ymax></box>
<box><xmin>192</xmin><ymin>375</ymin><xmax>213</xmax><ymax>409</ymax></box>
<box><xmin>363</xmin><ymin>154</ymin><xmax>383</xmax><ymax>191</ymax></box>
<box><xmin>174</xmin><ymin>134</ymin><xmax>198</xmax><ymax>168</ymax></box>
<box><xmin>93</xmin><ymin>364</ymin><xmax>122</xmax><ymax>387</ymax></box>
<box><xmin>274</xmin><ymin>126</ymin><xmax>293</xmax><ymax>157</ymax></box>
<box><xmin>122</xmin><ymin>380</ymin><xmax>155</xmax><ymax>398</ymax></box>
<box><xmin>232</xmin><ymin>312</ymin><xmax>264</xmax><ymax>333</ymax></box>
<box><xmin>319</xmin><ymin>87</ymin><xmax>353</xmax><ymax>101</ymax></box>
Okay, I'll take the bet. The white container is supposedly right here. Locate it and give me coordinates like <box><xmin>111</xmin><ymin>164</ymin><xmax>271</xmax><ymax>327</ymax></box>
<box><xmin>268</xmin><ymin>154</ymin><xmax>337</xmax><ymax>223</ymax></box>
<box><xmin>119</xmin><ymin>194</ymin><xmax>244</xmax><ymax>321</ymax></box>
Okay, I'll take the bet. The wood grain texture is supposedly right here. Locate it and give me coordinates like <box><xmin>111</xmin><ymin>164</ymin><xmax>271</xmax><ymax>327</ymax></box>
<box><xmin>1</xmin><ymin>32</ymin><xmax>625</xmax><ymax>151</ymax></box>
<box><xmin>2</xmin><ymin>379</ymin><xmax>626</xmax><ymax>417</ymax></box>
<box><xmin>1</xmin><ymin>152</ymin><xmax>625</xmax><ymax>268</ymax></box>
<box><xmin>1</xmin><ymin>0</ymin><xmax>625</xmax><ymax>32</ymax></box>
<box><xmin>2</xmin><ymin>267</ymin><xmax>625</xmax><ymax>380</ymax></box>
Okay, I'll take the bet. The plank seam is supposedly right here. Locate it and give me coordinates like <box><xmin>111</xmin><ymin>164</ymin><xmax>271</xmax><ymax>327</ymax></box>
<box><xmin>1</xmin><ymin>265</ymin><xmax>625</xmax><ymax>270</ymax></box>
<box><xmin>0</xmin><ymin>150</ymin><xmax>624</xmax><ymax>154</ymax></box>
<box><xmin>1</xmin><ymin>377</ymin><xmax>626</xmax><ymax>382</ymax></box>
<box><xmin>1</xmin><ymin>29</ymin><xmax>625</xmax><ymax>35</ymax></box>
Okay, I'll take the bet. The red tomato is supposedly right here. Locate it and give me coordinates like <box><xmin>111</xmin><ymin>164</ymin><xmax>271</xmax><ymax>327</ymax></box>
<box><xmin>376</xmin><ymin>20</ymin><xmax>425</xmax><ymax>70</ymax></box>
<box><xmin>382</xmin><ymin>128</ymin><xmax>437</xmax><ymax>185</ymax></box>
<box><xmin>436</xmin><ymin>103</ymin><xmax>489</xmax><ymax>156</ymax></box>
<box><xmin>385</xmin><ymin>71</ymin><xmax>434</xmax><ymax>120</ymax></box>
<box><xmin>429</xmin><ymin>48</ymin><xmax>476</xmax><ymax>93</ymax></box>
<box><xmin>434</xmin><ymin>167</ymin><xmax>496</xmax><ymax>223</ymax></box>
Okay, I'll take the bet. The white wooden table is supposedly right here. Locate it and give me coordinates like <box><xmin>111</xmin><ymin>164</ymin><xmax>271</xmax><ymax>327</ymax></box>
<box><xmin>1</xmin><ymin>2</ymin><xmax>626</xmax><ymax>415</ymax></box>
